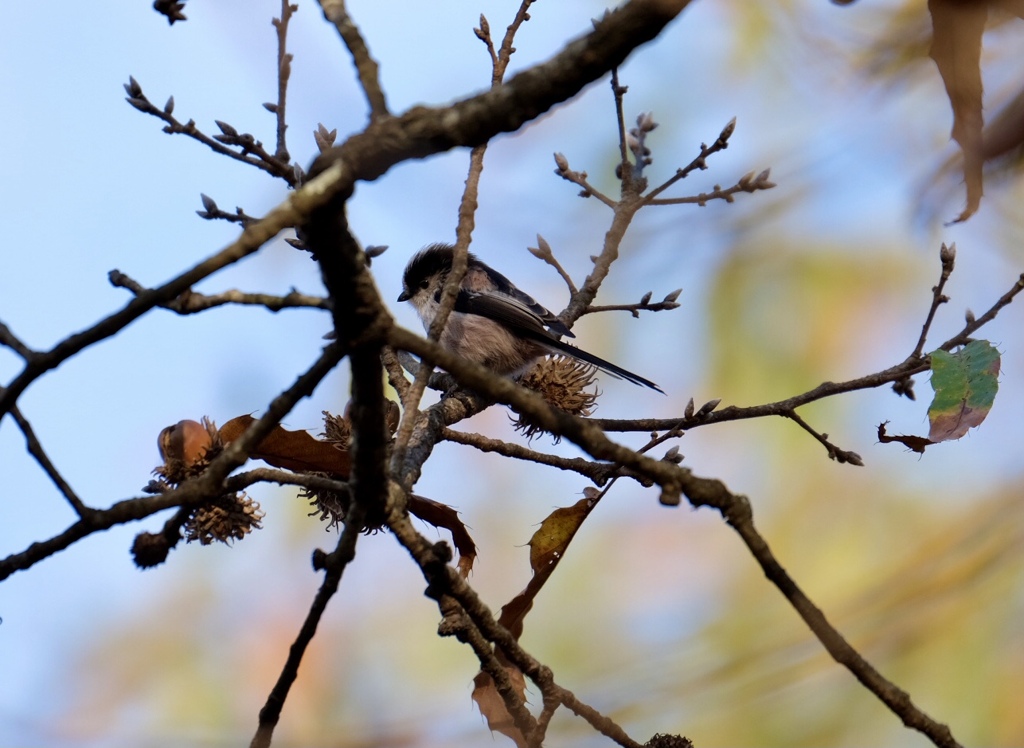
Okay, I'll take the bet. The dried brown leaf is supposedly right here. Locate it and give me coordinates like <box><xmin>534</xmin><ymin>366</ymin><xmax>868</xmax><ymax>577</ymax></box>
<box><xmin>877</xmin><ymin>421</ymin><xmax>933</xmax><ymax>454</ymax></box>
<box><xmin>408</xmin><ymin>494</ymin><xmax>478</xmax><ymax>576</ymax></box>
<box><xmin>219</xmin><ymin>415</ymin><xmax>351</xmax><ymax>475</ymax></box>
<box><xmin>497</xmin><ymin>495</ymin><xmax>598</xmax><ymax>639</ymax></box>
<box><xmin>928</xmin><ymin>0</ymin><xmax>988</xmax><ymax>222</ymax></box>
<box><xmin>471</xmin><ymin>669</ymin><xmax>528</xmax><ymax>748</ymax></box>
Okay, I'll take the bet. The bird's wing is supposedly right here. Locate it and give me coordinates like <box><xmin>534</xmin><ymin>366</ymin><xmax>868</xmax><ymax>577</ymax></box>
<box><xmin>462</xmin><ymin>270</ymin><xmax>574</xmax><ymax>338</ymax></box>
<box><xmin>456</xmin><ymin>290</ymin><xmax>663</xmax><ymax>392</ymax></box>
<box><xmin>456</xmin><ymin>290</ymin><xmax>567</xmax><ymax>339</ymax></box>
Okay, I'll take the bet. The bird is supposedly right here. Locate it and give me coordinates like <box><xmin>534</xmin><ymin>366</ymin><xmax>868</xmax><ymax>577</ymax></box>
<box><xmin>397</xmin><ymin>243</ymin><xmax>663</xmax><ymax>392</ymax></box>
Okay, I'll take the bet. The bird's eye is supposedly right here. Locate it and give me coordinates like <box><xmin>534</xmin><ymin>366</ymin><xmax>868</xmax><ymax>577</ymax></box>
<box><xmin>419</xmin><ymin>279</ymin><xmax>429</xmax><ymax>289</ymax></box>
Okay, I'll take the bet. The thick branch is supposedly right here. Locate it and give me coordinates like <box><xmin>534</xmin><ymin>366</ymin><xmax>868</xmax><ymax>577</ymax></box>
<box><xmin>309</xmin><ymin>0</ymin><xmax>692</xmax><ymax>184</ymax></box>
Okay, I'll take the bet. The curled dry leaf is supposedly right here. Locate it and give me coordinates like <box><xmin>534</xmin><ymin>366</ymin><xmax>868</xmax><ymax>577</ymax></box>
<box><xmin>407</xmin><ymin>494</ymin><xmax>478</xmax><ymax>577</ymax></box>
<box><xmin>928</xmin><ymin>0</ymin><xmax>987</xmax><ymax>222</ymax></box>
<box><xmin>470</xmin><ymin>494</ymin><xmax>600</xmax><ymax>741</ymax></box>
<box><xmin>218</xmin><ymin>414</ymin><xmax>351</xmax><ymax>476</ymax></box>
<box><xmin>498</xmin><ymin>494</ymin><xmax>598</xmax><ymax>640</ymax></box>
<box><xmin>878</xmin><ymin>421</ymin><xmax>933</xmax><ymax>454</ymax></box>
<box><xmin>471</xmin><ymin>669</ymin><xmax>528</xmax><ymax>748</ymax></box>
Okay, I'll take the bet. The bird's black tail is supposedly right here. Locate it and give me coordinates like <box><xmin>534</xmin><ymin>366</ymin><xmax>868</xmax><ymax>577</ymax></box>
<box><xmin>545</xmin><ymin>338</ymin><xmax>664</xmax><ymax>393</ymax></box>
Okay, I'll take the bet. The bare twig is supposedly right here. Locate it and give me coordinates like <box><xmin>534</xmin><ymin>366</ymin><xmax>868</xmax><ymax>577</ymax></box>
<box><xmin>593</xmin><ymin>265</ymin><xmax>1024</xmax><ymax>436</ymax></box>
<box><xmin>386</xmin><ymin>500</ymin><xmax>642</xmax><ymax>748</ymax></box>
<box><xmin>552</xmin><ymin>153</ymin><xmax>618</xmax><ymax>207</ymax></box>
<box><xmin>582</xmin><ymin>288</ymin><xmax>681</xmax><ymax>317</ymax></box>
<box><xmin>912</xmin><ymin>243</ymin><xmax>957</xmax><ymax>360</ymax></box>
<box><xmin>611</xmin><ymin>68</ymin><xmax>633</xmax><ymax>193</ymax></box>
<box><xmin>318</xmin><ymin>0</ymin><xmax>390</xmax><ymax>121</ymax></box>
<box><xmin>110</xmin><ymin>270</ymin><xmax>329</xmax><ymax>314</ymax></box>
<box><xmin>0</xmin><ymin>320</ymin><xmax>36</xmax><ymax>361</ymax></box>
<box><xmin>434</xmin><ymin>594</ymin><xmax>539</xmax><ymax>742</ymax></box>
<box><xmin>643</xmin><ymin>168</ymin><xmax>775</xmax><ymax>206</ymax></box>
<box><xmin>491</xmin><ymin>0</ymin><xmax>537</xmax><ymax>85</ymax></box>
<box><xmin>528</xmin><ymin>235</ymin><xmax>579</xmax><ymax>295</ymax></box>
<box><xmin>441</xmin><ymin>427</ymin><xmax>622</xmax><ymax>485</ymax></box>
<box><xmin>389</xmin><ymin>146</ymin><xmax>486</xmax><ymax>485</ymax></box>
<box><xmin>11</xmin><ymin>406</ymin><xmax>89</xmax><ymax>516</ymax></box>
<box><xmin>381</xmin><ymin>346</ymin><xmax>412</xmax><ymax>400</ymax></box>
<box><xmin>270</xmin><ymin>0</ymin><xmax>297</xmax><ymax>162</ymax></box>
<box><xmin>784</xmin><ymin>410</ymin><xmax>864</xmax><ymax>466</ymax></box>
<box><xmin>723</xmin><ymin>497</ymin><xmax>959</xmax><ymax>748</ymax></box>
<box><xmin>474</xmin><ymin>15</ymin><xmax>500</xmax><ymax>70</ymax></box>
<box><xmin>123</xmin><ymin>77</ymin><xmax>296</xmax><ymax>185</ymax></box>
<box><xmin>195</xmin><ymin>193</ymin><xmax>262</xmax><ymax>226</ymax></box>
<box><xmin>642</xmin><ymin>117</ymin><xmax>737</xmax><ymax>202</ymax></box>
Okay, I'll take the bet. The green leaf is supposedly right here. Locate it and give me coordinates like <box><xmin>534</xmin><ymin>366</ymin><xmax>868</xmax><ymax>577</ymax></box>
<box><xmin>928</xmin><ymin>340</ymin><xmax>1000</xmax><ymax>442</ymax></box>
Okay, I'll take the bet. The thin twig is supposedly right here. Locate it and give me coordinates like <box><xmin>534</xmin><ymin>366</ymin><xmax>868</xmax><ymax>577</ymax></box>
<box><xmin>643</xmin><ymin>169</ymin><xmax>775</xmax><ymax>206</ymax></box>
<box><xmin>381</xmin><ymin>346</ymin><xmax>411</xmax><ymax>400</ymax></box>
<box><xmin>582</xmin><ymin>297</ymin><xmax>680</xmax><ymax>317</ymax></box>
<box><xmin>528</xmin><ymin>235</ymin><xmax>579</xmax><ymax>295</ymax></box>
<box><xmin>611</xmin><ymin>68</ymin><xmax>633</xmax><ymax>194</ymax></box>
<box><xmin>722</xmin><ymin>497</ymin><xmax>960</xmax><ymax>748</ymax></box>
<box><xmin>784</xmin><ymin>410</ymin><xmax>863</xmax><ymax>466</ymax></box>
<box><xmin>434</xmin><ymin>594</ymin><xmax>539</xmax><ymax>741</ymax></box>
<box><xmin>642</xmin><ymin>117</ymin><xmax>736</xmax><ymax>203</ymax></box>
<box><xmin>441</xmin><ymin>427</ymin><xmax>621</xmax><ymax>485</ymax></box>
<box><xmin>492</xmin><ymin>0</ymin><xmax>537</xmax><ymax>85</ymax></box>
<box><xmin>110</xmin><ymin>271</ymin><xmax>329</xmax><ymax>314</ymax></box>
<box><xmin>195</xmin><ymin>193</ymin><xmax>262</xmax><ymax>226</ymax></box>
<box><xmin>387</xmin><ymin>503</ymin><xmax>642</xmax><ymax>747</ymax></box>
<box><xmin>912</xmin><ymin>244</ymin><xmax>957</xmax><ymax>359</ymax></box>
<box><xmin>318</xmin><ymin>0</ymin><xmax>390</xmax><ymax>121</ymax></box>
<box><xmin>552</xmin><ymin>155</ymin><xmax>618</xmax><ymax>207</ymax></box>
<box><xmin>941</xmin><ymin>271</ymin><xmax>1024</xmax><ymax>348</ymax></box>
<box><xmin>123</xmin><ymin>77</ymin><xmax>296</xmax><ymax>185</ymax></box>
<box><xmin>0</xmin><ymin>320</ymin><xmax>36</xmax><ymax>361</ymax></box>
<box><xmin>270</xmin><ymin>0</ymin><xmax>296</xmax><ymax>162</ymax></box>
<box><xmin>11</xmin><ymin>406</ymin><xmax>89</xmax><ymax>516</ymax></box>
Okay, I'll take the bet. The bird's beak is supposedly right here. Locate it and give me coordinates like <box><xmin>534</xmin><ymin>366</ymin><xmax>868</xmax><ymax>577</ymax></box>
<box><xmin>397</xmin><ymin>290</ymin><xmax>410</xmax><ymax>302</ymax></box>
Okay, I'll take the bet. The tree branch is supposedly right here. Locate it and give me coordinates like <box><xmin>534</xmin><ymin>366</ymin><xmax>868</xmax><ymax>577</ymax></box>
<box><xmin>318</xmin><ymin>0</ymin><xmax>390</xmax><ymax>122</ymax></box>
<box><xmin>10</xmin><ymin>406</ymin><xmax>88</xmax><ymax>516</ymax></box>
<box><xmin>270</xmin><ymin>0</ymin><xmax>296</xmax><ymax>162</ymax></box>
<box><xmin>109</xmin><ymin>270</ymin><xmax>329</xmax><ymax>314</ymax></box>
<box><xmin>124</xmin><ymin>77</ymin><xmax>296</xmax><ymax>185</ymax></box>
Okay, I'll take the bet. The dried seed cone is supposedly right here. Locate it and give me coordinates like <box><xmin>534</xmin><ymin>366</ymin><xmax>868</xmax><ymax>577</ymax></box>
<box><xmin>183</xmin><ymin>493</ymin><xmax>265</xmax><ymax>545</ymax></box>
<box><xmin>514</xmin><ymin>356</ymin><xmax>599</xmax><ymax>440</ymax></box>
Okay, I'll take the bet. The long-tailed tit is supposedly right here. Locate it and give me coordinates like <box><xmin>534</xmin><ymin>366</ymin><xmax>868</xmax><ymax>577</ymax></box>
<box><xmin>398</xmin><ymin>243</ymin><xmax>663</xmax><ymax>392</ymax></box>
